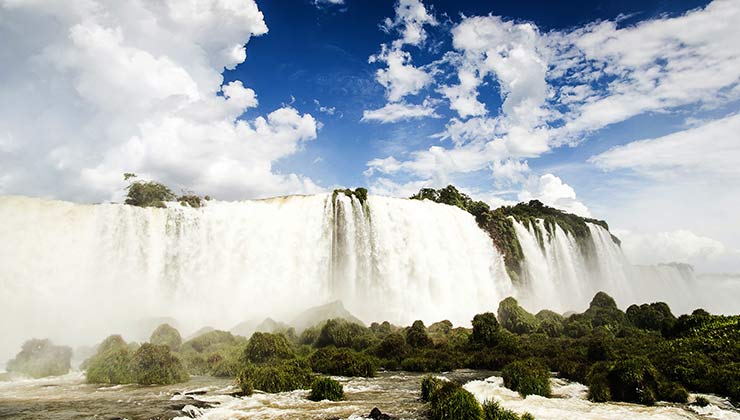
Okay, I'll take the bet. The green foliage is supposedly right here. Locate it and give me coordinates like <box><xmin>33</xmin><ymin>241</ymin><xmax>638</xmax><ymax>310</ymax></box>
<box><xmin>692</xmin><ymin>396</ymin><xmax>710</xmax><ymax>407</ymax></box>
<box><xmin>309</xmin><ymin>346</ymin><xmax>376</xmax><ymax>377</ymax></box>
<box><xmin>332</xmin><ymin>187</ymin><xmax>369</xmax><ymax>205</ymax></box>
<box><xmin>308</xmin><ymin>376</ymin><xmax>344</xmax><ymax>401</ymax></box>
<box><xmin>498</xmin><ymin>298</ymin><xmax>539</xmax><ymax>335</ymax></box>
<box><xmin>353</xmin><ymin>187</ymin><xmax>368</xmax><ymax>204</ymax></box>
<box><xmin>179</xmin><ymin>330</ymin><xmax>246</xmax><ymax>375</ymax></box>
<box><xmin>471</xmin><ymin>312</ymin><xmax>501</xmax><ymax>347</ymax></box>
<box><xmin>535</xmin><ymin>310</ymin><xmax>564</xmax><ymax>337</ymax></box>
<box><xmin>427</xmin><ymin>380</ymin><xmax>483</xmax><ymax>420</ymax></box>
<box><xmin>6</xmin><ymin>339</ymin><xmax>72</xmax><ymax>378</ymax></box>
<box><xmin>236</xmin><ymin>360</ymin><xmax>314</xmax><ymax>394</ymax></box>
<box><xmin>124</xmin><ymin>174</ymin><xmax>175</xmax><ymax>208</ymax></box>
<box><xmin>421</xmin><ymin>376</ymin><xmax>445</xmax><ymax>401</ymax></box>
<box><xmin>149</xmin><ymin>323</ymin><xmax>182</xmax><ymax>351</ymax></box>
<box><xmin>376</xmin><ymin>332</ymin><xmax>409</xmax><ymax>359</ymax></box>
<box><xmin>482</xmin><ymin>400</ymin><xmax>531</xmax><ymax>420</ymax></box>
<box><xmin>626</xmin><ymin>302</ymin><xmax>676</xmax><ymax>332</ymax></box>
<box><xmin>502</xmin><ymin>359</ymin><xmax>551</xmax><ymax>397</ymax></box>
<box><xmin>241</xmin><ymin>332</ymin><xmax>295</xmax><ymax>364</ymax></box>
<box><xmin>178</xmin><ymin>194</ymin><xmax>203</xmax><ymax>208</ymax></box>
<box><xmin>129</xmin><ymin>343</ymin><xmax>188</xmax><ymax>385</ymax></box>
<box><xmin>316</xmin><ymin>319</ymin><xmax>375</xmax><ymax>350</ymax></box>
<box><xmin>85</xmin><ymin>335</ymin><xmax>134</xmax><ymax>384</ymax></box>
<box><xmin>406</xmin><ymin>320</ymin><xmax>433</xmax><ymax>348</ymax></box>
<box><xmin>582</xmin><ymin>292</ymin><xmax>627</xmax><ymax>332</ymax></box>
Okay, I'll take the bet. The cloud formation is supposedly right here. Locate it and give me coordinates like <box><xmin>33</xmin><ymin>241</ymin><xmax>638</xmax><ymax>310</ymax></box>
<box><xmin>0</xmin><ymin>0</ymin><xmax>320</xmax><ymax>201</ymax></box>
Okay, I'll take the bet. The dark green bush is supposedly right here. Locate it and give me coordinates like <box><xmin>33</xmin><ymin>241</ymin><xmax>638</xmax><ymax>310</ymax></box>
<box><xmin>482</xmin><ymin>400</ymin><xmax>528</xmax><ymax>420</ymax></box>
<box><xmin>471</xmin><ymin>313</ymin><xmax>501</xmax><ymax>347</ymax></box>
<box><xmin>316</xmin><ymin>319</ymin><xmax>375</xmax><ymax>350</ymax></box>
<box><xmin>586</xmin><ymin>362</ymin><xmax>612</xmax><ymax>402</ymax></box>
<box><xmin>6</xmin><ymin>339</ymin><xmax>72</xmax><ymax>378</ymax></box>
<box><xmin>535</xmin><ymin>310</ymin><xmax>564</xmax><ymax>337</ymax></box>
<box><xmin>124</xmin><ymin>177</ymin><xmax>175</xmax><ymax>208</ymax></box>
<box><xmin>149</xmin><ymin>323</ymin><xmax>182</xmax><ymax>351</ymax></box>
<box><xmin>242</xmin><ymin>332</ymin><xmax>295</xmax><ymax>364</ymax></box>
<box><xmin>406</xmin><ymin>320</ymin><xmax>433</xmax><ymax>348</ymax></box>
<box><xmin>427</xmin><ymin>380</ymin><xmax>483</xmax><ymax>420</ymax></box>
<box><xmin>421</xmin><ymin>376</ymin><xmax>445</xmax><ymax>401</ymax></box>
<box><xmin>498</xmin><ymin>298</ymin><xmax>539</xmax><ymax>335</ymax></box>
<box><xmin>129</xmin><ymin>343</ymin><xmax>188</xmax><ymax>385</ymax></box>
<box><xmin>308</xmin><ymin>376</ymin><xmax>344</xmax><ymax>401</ymax></box>
<box><xmin>309</xmin><ymin>346</ymin><xmax>376</xmax><ymax>377</ymax></box>
<box><xmin>691</xmin><ymin>396</ymin><xmax>710</xmax><ymax>407</ymax></box>
<box><xmin>376</xmin><ymin>332</ymin><xmax>409</xmax><ymax>359</ymax></box>
<box><xmin>583</xmin><ymin>292</ymin><xmax>627</xmax><ymax>331</ymax></box>
<box><xmin>626</xmin><ymin>302</ymin><xmax>676</xmax><ymax>332</ymax></box>
<box><xmin>502</xmin><ymin>359</ymin><xmax>551</xmax><ymax>397</ymax></box>
<box><xmin>236</xmin><ymin>360</ymin><xmax>314</xmax><ymax>394</ymax></box>
<box><xmin>85</xmin><ymin>335</ymin><xmax>134</xmax><ymax>384</ymax></box>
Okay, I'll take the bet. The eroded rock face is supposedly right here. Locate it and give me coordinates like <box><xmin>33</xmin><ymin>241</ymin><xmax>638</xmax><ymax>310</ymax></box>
<box><xmin>369</xmin><ymin>407</ymin><xmax>395</xmax><ymax>419</ymax></box>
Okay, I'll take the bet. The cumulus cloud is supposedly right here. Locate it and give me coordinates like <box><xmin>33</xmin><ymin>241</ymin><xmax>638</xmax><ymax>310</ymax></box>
<box><xmin>361</xmin><ymin>99</ymin><xmax>439</xmax><ymax>123</ymax></box>
<box><xmin>518</xmin><ymin>174</ymin><xmax>591</xmax><ymax>217</ymax></box>
<box><xmin>0</xmin><ymin>0</ymin><xmax>320</xmax><ymax>201</ymax></box>
<box><xmin>369</xmin><ymin>41</ymin><xmax>433</xmax><ymax>103</ymax></box>
<box><xmin>381</xmin><ymin>0</ymin><xmax>438</xmax><ymax>48</ymax></box>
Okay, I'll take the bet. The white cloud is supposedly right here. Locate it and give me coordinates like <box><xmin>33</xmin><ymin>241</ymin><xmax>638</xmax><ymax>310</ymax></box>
<box><xmin>382</xmin><ymin>0</ymin><xmax>437</xmax><ymax>48</ymax></box>
<box><xmin>0</xmin><ymin>0</ymin><xmax>321</xmax><ymax>201</ymax></box>
<box><xmin>369</xmin><ymin>44</ymin><xmax>433</xmax><ymax>102</ymax></box>
<box><xmin>518</xmin><ymin>174</ymin><xmax>591</xmax><ymax>217</ymax></box>
<box><xmin>590</xmin><ymin>113</ymin><xmax>740</xmax><ymax>180</ymax></box>
<box><xmin>361</xmin><ymin>99</ymin><xmax>439</xmax><ymax>123</ymax></box>
<box><xmin>617</xmin><ymin>229</ymin><xmax>730</xmax><ymax>267</ymax></box>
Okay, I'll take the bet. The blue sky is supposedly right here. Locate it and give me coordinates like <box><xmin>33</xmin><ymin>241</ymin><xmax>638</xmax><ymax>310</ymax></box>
<box><xmin>0</xmin><ymin>0</ymin><xmax>738</xmax><ymax>271</ymax></box>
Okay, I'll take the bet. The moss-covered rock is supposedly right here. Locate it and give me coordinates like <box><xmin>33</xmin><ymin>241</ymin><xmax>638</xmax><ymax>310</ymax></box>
<box><xmin>502</xmin><ymin>359</ymin><xmax>551</xmax><ymax>397</ymax></box>
<box><xmin>149</xmin><ymin>323</ymin><xmax>182</xmax><ymax>351</ymax></box>
<box><xmin>308</xmin><ymin>376</ymin><xmax>344</xmax><ymax>401</ymax></box>
<box><xmin>6</xmin><ymin>339</ymin><xmax>72</xmax><ymax>378</ymax></box>
<box><xmin>626</xmin><ymin>302</ymin><xmax>676</xmax><ymax>332</ymax></box>
<box><xmin>179</xmin><ymin>329</ymin><xmax>246</xmax><ymax>375</ymax></box>
<box><xmin>130</xmin><ymin>343</ymin><xmax>188</xmax><ymax>385</ymax></box>
<box><xmin>498</xmin><ymin>298</ymin><xmax>539</xmax><ymax>335</ymax></box>
<box><xmin>427</xmin><ymin>380</ymin><xmax>483</xmax><ymax>420</ymax></box>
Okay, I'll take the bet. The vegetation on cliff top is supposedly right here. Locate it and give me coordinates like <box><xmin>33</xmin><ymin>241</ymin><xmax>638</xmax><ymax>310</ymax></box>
<box><xmin>410</xmin><ymin>185</ymin><xmax>617</xmax><ymax>280</ymax></box>
<box><xmin>123</xmin><ymin>173</ymin><xmax>209</xmax><ymax>208</ymax></box>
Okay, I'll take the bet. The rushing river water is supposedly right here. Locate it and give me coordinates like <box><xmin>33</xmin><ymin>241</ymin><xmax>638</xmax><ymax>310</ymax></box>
<box><xmin>1</xmin><ymin>370</ymin><xmax>738</xmax><ymax>420</ymax></box>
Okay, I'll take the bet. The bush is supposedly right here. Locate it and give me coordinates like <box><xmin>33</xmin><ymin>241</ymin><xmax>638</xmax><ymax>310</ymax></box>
<box><xmin>406</xmin><ymin>320</ymin><xmax>433</xmax><ymax>348</ymax></box>
<box><xmin>586</xmin><ymin>362</ymin><xmax>612</xmax><ymax>402</ymax></box>
<box><xmin>85</xmin><ymin>335</ymin><xmax>134</xmax><ymax>384</ymax></box>
<box><xmin>179</xmin><ymin>330</ymin><xmax>245</xmax><ymax>375</ymax></box>
<box><xmin>242</xmin><ymin>332</ymin><xmax>295</xmax><ymax>364</ymax></box>
<box><xmin>6</xmin><ymin>339</ymin><xmax>72</xmax><ymax>378</ymax></box>
<box><xmin>149</xmin><ymin>323</ymin><xmax>182</xmax><ymax>351</ymax></box>
<box><xmin>129</xmin><ymin>343</ymin><xmax>188</xmax><ymax>385</ymax></box>
<box><xmin>427</xmin><ymin>380</ymin><xmax>483</xmax><ymax>420</ymax></box>
<box><xmin>236</xmin><ymin>360</ymin><xmax>314</xmax><ymax>394</ymax></box>
<box><xmin>583</xmin><ymin>292</ymin><xmax>627</xmax><ymax>331</ymax></box>
<box><xmin>691</xmin><ymin>396</ymin><xmax>710</xmax><ymax>407</ymax></box>
<box><xmin>124</xmin><ymin>177</ymin><xmax>175</xmax><ymax>208</ymax></box>
<box><xmin>535</xmin><ymin>310</ymin><xmax>564</xmax><ymax>338</ymax></box>
<box><xmin>498</xmin><ymin>298</ymin><xmax>539</xmax><ymax>335</ymax></box>
<box><xmin>471</xmin><ymin>313</ymin><xmax>501</xmax><ymax>347</ymax></box>
<box><xmin>482</xmin><ymin>400</ymin><xmax>528</xmax><ymax>420</ymax></box>
<box><xmin>309</xmin><ymin>377</ymin><xmax>344</xmax><ymax>401</ymax></box>
<box><xmin>316</xmin><ymin>319</ymin><xmax>374</xmax><ymax>350</ymax></box>
<box><xmin>658</xmin><ymin>381</ymin><xmax>689</xmax><ymax>403</ymax></box>
<box><xmin>501</xmin><ymin>359</ymin><xmax>551</xmax><ymax>397</ymax></box>
<box><xmin>309</xmin><ymin>346</ymin><xmax>376</xmax><ymax>377</ymax></box>
<box><xmin>376</xmin><ymin>332</ymin><xmax>409</xmax><ymax>359</ymax></box>
<box><xmin>626</xmin><ymin>302</ymin><xmax>676</xmax><ymax>332</ymax></box>
<box><xmin>421</xmin><ymin>376</ymin><xmax>445</xmax><ymax>401</ymax></box>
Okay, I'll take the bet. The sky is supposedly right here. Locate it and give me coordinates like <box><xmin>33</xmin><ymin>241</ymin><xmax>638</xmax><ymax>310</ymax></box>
<box><xmin>0</xmin><ymin>0</ymin><xmax>738</xmax><ymax>272</ymax></box>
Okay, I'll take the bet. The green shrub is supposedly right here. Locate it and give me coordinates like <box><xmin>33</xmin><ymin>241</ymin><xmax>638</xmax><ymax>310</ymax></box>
<box><xmin>316</xmin><ymin>319</ymin><xmax>374</xmax><ymax>350</ymax></box>
<box><xmin>482</xmin><ymin>400</ymin><xmax>524</xmax><ymax>420</ymax></box>
<box><xmin>85</xmin><ymin>335</ymin><xmax>134</xmax><ymax>384</ymax></box>
<box><xmin>406</xmin><ymin>320</ymin><xmax>433</xmax><ymax>348</ymax></box>
<box><xmin>658</xmin><ymin>381</ymin><xmax>689</xmax><ymax>403</ymax></box>
<box><xmin>502</xmin><ymin>359</ymin><xmax>551</xmax><ymax>397</ymax></box>
<box><xmin>626</xmin><ymin>302</ymin><xmax>676</xmax><ymax>332</ymax></box>
<box><xmin>498</xmin><ymin>298</ymin><xmax>539</xmax><ymax>335</ymax></box>
<box><xmin>242</xmin><ymin>332</ymin><xmax>295</xmax><ymax>364</ymax></box>
<box><xmin>6</xmin><ymin>339</ymin><xmax>72</xmax><ymax>378</ymax></box>
<box><xmin>376</xmin><ymin>332</ymin><xmax>409</xmax><ymax>359</ymax></box>
<box><xmin>583</xmin><ymin>292</ymin><xmax>627</xmax><ymax>331</ymax></box>
<box><xmin>308</xmin><ymin>377</ymin><xmax>344</xmax><ymax>401</ymax></box>
<box><xmin>129</xmin><ymin>343</ymin><xmax>188</xmax><ymax>385</ymax></box>
<box><xmin>471</xmin><ymin>313</ymin><xmax>501</xmax><ymax>347</ymax></box>
<box><xmin>427</xmin><ymin>380</ymin><xmax>483</xmax><ymax>420</ymax></box>
<box><xmin>535</xmin><ymin>310</ymin><xmax>564</xmax><ymax>337</ymax></box>
<box><xmin>236</xmin><ymin>360</ymin><xmax>314</xmax><ymax>394</ymax></box>
<box><xmin>124</xmin><ymin>176</ymin><xmax>175</xmax><ymax>208</ymax></box>
<box><xmin>149</xmin><ymin>324</ymin><xmax>182</xmax><ymax>351</ymax></box>
<box><xmin>586</xmin><ymin>362</ymin><xmax>612</xmax><ymax>402</ymax></box>
<box><xmin>421</xmin><ymin>376</ymin><xmax>445</xmax><ymax>401</ymax></box>
<box><xmin>309</xmin><ymin>346</ymin><xmax>376</xmax><ymax>377</ymax></box>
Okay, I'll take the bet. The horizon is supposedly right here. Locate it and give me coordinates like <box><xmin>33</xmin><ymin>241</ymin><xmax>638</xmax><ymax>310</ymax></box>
<box><xmin>1</xmin><ymin>0</ymin><xmax>739</xmax><ymax>272</ymax></box>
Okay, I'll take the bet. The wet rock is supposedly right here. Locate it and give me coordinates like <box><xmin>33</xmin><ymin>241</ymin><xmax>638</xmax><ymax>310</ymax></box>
<box><xmin>369</xmin><ymin>407</ymin><xmax>395</xmax><ymax>419</ymax></box>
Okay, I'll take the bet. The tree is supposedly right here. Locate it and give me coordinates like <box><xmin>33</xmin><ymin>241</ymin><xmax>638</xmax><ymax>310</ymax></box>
<box><xmin>471</xmin><ymin>312</ymin><xmax>501</xmax><ymax>347</ymax></box>
<box><xmin>406</xmin><ymin>320</ymin><xmax>433</xmax><ymax>348</ymax></box>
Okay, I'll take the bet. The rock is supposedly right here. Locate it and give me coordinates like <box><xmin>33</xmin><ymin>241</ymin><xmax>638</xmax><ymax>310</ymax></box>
<box><xmin>369</xmin><ymin>407</ymin><xmax>394</xmax><ymax>419</ymax></box>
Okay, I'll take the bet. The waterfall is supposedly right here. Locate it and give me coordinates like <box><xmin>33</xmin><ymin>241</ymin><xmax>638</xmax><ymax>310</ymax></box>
<box><xmin>512</xmin><ymin>218</ymin><xmax>701</xmax><ymax>313</ymax></box>
<box><xmin>0</xmin><ymin>194</ymin><xmax>512</xmax><ymax>363</ymax></box>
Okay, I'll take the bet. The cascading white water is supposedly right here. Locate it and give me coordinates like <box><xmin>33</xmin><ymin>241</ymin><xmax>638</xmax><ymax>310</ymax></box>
<box><xmin>512</xmin><ymin>218</ymin><xmax>703</xmax><ymax>314</ymax></box>
<box><xmin>0</xmin><ymin>194</ymin><xmax>513</xmax><ymax>364</ymax></box>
